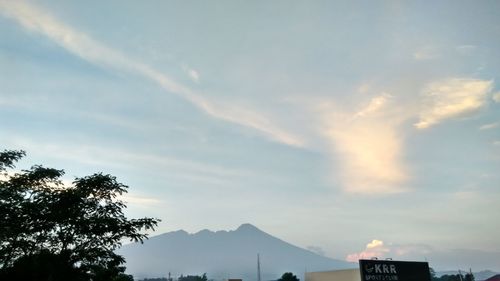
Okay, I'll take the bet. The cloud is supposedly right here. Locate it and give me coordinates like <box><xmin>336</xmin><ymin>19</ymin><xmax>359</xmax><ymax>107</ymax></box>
<box><xmin>354</xmin><ymin>93</ymin><xmax>392</xmax><ymax>118</ymax></box>
<box><xmin>346</xmin><ymin>240</ymin><xmax>390</xmax><ymax>261</ymax></box>
<box><xmin>0</xmin><ymin>1</ymin><xmax>303</xmax><ymax>147</ymax></box>
<box><xmin>479</xmin><ymin>122</ymin><xmax>499</xmax><ymax>130</ymax></box>
<box><xmin>5</xmin><ymin>135</ymin><xmax>253</xmax><ymax>188</ymax></box>
<box><xmin>346</xmin><ymin>240</ymin><xmax>432</xmax><ymax>262</ymax></box>
<box><xmin>455</xmin><ymin>45</ymin><xmax>476</xmax><ymax>55</ymax></box>
<box><xmin>366</xmin><ymin>239</ymin><xmax>384</xmax><ymax>249</ymax></box>
<box><xmin>415</xmin><ymin>78</ymin><xmax>494</xmax><ymax>129</ymax></box>
<box><xmin>493</xmin><ymin>92</ymin><xmax>500</xmax><ymax>103</ymax></box>
<box><xmin>120</xmin><ymin>193</ymin><xmax>162</xmax><ymax>208</ymax></box>
<box><xmin>188</xmin><ymin>69</ymin><xmax>200</xmax><ymax>83</ymax></box>
<box><xmin>413</xmin><ymin>46</ymin><xmax>439</xmax><ymax>60</ymax></box>
<box><xmin>182</xmin><ymin>64</ymin><xmax>200</xmax><ymax>83</ymax></box>
<box><xmin>320</xmin><ymin>94</ymin><xmax>409</xmax><ymax>194</ymax></box>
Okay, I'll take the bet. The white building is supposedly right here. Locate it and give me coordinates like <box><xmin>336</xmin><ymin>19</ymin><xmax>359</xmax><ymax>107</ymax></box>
<box><xmin>305</xmin><ymin>269</ymin><xmax>360</xmax><ymax>281</ymax></box>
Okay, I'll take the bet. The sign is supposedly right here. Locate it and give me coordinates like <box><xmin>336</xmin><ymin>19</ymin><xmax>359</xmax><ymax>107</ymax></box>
<box><xmin>359</xmin><ymin>259</ymin><xmax>431</xmax><ymax>281</ymax></box>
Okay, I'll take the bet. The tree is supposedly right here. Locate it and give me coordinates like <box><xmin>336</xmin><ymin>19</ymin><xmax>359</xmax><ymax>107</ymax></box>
<box><xmin>430</xmin><ymin>267</ymin><xmax>438</xmax><ymax>281</ymax></box>
<box><xmin>438</xmin><ymin>274</ymin><xmax>470</xmax><ymax>281</ymax></box>
<box><xmin>0</xmin><ymin>149</ymin><xmax>160</xmax><ymax>281</ymax></box>
<box><xmin>464</xmin><ymin>273</ymin><xmax>475</xmax><ymax>281</ymax></box>
<box><xmin>178</xmin><ymin>273</ymin><xmax>208</xmax><ymax>281</ymax></box>
<box><xmin>278</xmin><ymin>272</ymin><xmax>300</xmax><ymax>281</ymax></box>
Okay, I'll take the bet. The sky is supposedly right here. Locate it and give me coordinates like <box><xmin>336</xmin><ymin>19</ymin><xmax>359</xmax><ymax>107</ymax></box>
<box><xmin>1</xmin><ymin>0</ymin><xmax>500</xmax><ymax>271</ymax></box>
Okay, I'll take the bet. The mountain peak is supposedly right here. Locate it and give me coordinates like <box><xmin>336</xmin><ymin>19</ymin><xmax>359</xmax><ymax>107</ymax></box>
<box><xmin>195</xmin><ymin>229</ymin><xmax>214</xmax><ymax>235</ymax></box>
<box><xmin>119</xmin><ymin>223</ymin><xmax>354</xmax><ymax>280</ymax></box>
<box><xmin>236</xmin><ymin>223</ymin><xmax>261</xmax><ymax>232</ymax></box>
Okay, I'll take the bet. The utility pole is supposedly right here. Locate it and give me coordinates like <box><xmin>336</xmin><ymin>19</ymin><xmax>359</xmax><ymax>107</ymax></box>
<box><xmin>257</xmin><ymin>253</ymin><xmax>262</xmax><ymax>281</ymax></box>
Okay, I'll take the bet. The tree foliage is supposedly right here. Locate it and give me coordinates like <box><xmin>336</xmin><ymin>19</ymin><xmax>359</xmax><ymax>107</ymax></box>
<box><xmin>178</xmin><ymin>273</ymin><xmax>208</xmax><ymax>281</ymax></box>
<box><xmin>429</xmin><ymin>268</ymin><xmax>475</xmax><ymax>281</ymax></box>
<box><xmin>434</xmin><ymin>274</ymin><xmax>475</xmax><ymax>281</ymax></box>
<box><xmin>278</xmin><ymin>272</ymin><xmax>300</xmax><ymax>281</ymax></box>
<box><xmin>0</xmin><ymin>149</ymin><xmax>159</xmax><ymax>280</ymax></box>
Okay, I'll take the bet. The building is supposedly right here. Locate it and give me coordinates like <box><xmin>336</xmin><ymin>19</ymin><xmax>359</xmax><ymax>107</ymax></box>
<box><xmin>305</xmin><ymin>269</ymin><xmax>360</xmax><ymax>281</ymax></box>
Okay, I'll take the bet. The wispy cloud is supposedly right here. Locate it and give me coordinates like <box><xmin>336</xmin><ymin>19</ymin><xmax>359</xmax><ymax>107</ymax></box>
<box><xmin>4</xmin><ymin>135</ymin><xmax>252</xmax><ymax>187</ymax></box>
<box><xmin>493</xmin><ymin>92</ymin><xmax>500</xmax><ymax>103</ymax></box>
<box><xmin>455</xmin><ymin>45</ymin><xmax>476</xmax><ymax>55</ymax></box>
<box><xmin>415</xmin><ymin>78</ymin><xmax>494</xmax><ymax>129</ymax></box>
<box><xmin>413</xmin><ymin>46</ymin><xmax>439</xmax><ymax>60</ymax></box>
<box><xmin>479</xmin><ymin>122</ymin><xmax>499</xmax><ymax>131</ymax></box>
<box><xmin>354</xmin><ymin>93</ymin><xmax>392</xmax><ymax>118</ymax></box>
<box><xmin>0</xmin><ymin>1</ymin><xmax>303</xmax><ymax>147</ymax></box>
<box><xmin>182</xmin><ymin>64</ymin><xmax>200</xmax><ymax>83</ymax></box>
<box><xmin>120</xmin><ymin>193</ymin><xmax>162</xmax><ymax>208</ymax></box>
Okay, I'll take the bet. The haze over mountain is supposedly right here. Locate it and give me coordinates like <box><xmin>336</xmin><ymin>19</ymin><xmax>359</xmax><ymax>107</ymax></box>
<box><xmin>118</xmin><ymin>224</ymin><xmax>355</xmax><ymax>280</ymax></box>
<box><xmin>436</xmin><ymin>271</ymin><xmax>499</xmax><ymax>281</ymax></box>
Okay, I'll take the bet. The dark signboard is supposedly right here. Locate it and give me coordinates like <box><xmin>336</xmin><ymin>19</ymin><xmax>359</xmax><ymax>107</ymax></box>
<box><xmin>359</xmin><ymin>259</ymin><xmax>431</xmax><ymax>281</ymax></box>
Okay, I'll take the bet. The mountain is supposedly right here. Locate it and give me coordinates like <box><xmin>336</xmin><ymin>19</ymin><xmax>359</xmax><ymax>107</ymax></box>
<box><xmin>437</xmin><ymin>270</ymin><xmax>500</xmax><ymax>281</ymax></box>
<box><xmin>118</xmin><ymin>223</ymin><xmax>355</xmax><ymax>280</ymax></box>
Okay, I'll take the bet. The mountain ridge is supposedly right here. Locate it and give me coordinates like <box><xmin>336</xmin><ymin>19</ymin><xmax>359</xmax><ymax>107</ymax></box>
<box><xmin>118</xmin><ymin>223</ymin><xmax>354</xmax><ymax>280</ymax></box>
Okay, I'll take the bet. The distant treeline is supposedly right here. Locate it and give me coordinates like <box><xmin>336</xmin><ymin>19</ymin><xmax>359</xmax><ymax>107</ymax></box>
<box><xmin>430</xmin><ymin>268</ymin><xmax>475</xmax><ymax>281</ymax></box>
<box><xmin>140</xmin><ymin>273</ymin><xmax>208</xmax><ymax>281</ymax></box>
<box><xmin>433</xmin><ymin>274</ymin><xmax>475</xmax><ymax>281</ymax></box>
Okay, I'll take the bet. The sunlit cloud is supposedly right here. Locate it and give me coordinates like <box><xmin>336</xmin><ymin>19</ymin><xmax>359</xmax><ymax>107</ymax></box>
<box><xmin>354</xmin><ymin>93</ymin><xmax>392</xmax><ymax>118</ymax></box>
<box><xmin>319</xmin><ymin>94</ymin><xmax>409</xmax><ymax>194</ymax></box>
<box><xmin>346</xmin><ymin>239</ymin><xmax>389</xmax><ymax>261</ymax></box>
<box><xmin>367</xmin><ymin>239</ymin><xmax>384</xmax><ymax>249</ymax></box>
<box><xmin>346</xmin><ymin>240</ymin><xmax>432</xmax><ymax>262</ymax></box>
<box><xmin>121</xmin><ymin>193</ymin><xmax>162</xmax><ymax>208</ymax></box>
<box><xmin>0</xmin><ymin>1</ymin><xmax>303</xmax><ymax>147</ymax></box>
<box><xmin>415</xmin><ymin>78</ymin><xmax>494</xmax><ymax>129</ymax></box>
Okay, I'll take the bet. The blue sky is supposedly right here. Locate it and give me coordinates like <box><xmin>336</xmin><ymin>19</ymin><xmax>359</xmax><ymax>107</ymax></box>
<box><xmin>1</xmin><ymin>0</ymin><xmax>500</xmax><ymax>271</ymax></box>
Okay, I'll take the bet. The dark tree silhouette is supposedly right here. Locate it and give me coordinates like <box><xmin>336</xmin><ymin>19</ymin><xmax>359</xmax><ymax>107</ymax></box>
<box><xmin>432</xmin><ymin>272</ymin><xmax>475</xmax><ymax>281</ymax></box>
<box><xmin>0</xmin><ymin>149</ymin><xmax>159</xmax><ymax>281</ymax></box>
<box><xmin>178</xmin><ymin>273</ymin><xmax>208</xmax><ymax>281</ymax></box>
<box><xmin>278</xmin><ymin>272</ymin><xmax>300</xmax><ymax>281</ymax></box>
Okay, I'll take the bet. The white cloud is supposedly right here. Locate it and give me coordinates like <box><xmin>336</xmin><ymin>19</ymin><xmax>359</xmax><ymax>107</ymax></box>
<box><xmin>415</xmin><ymin>78</ymin><xmax>494</xmax><ymax>129</ymax></box>
<box><xmin>189</xmin><ymin>69</ymin><xmax>200</xmax><ymax>83</ymax></box>
<box><xmin>479</xmin><ymin>122</ymin><xmax>499</xmax><ymax>130</ymax></box>
<box><xmin>346</xmin><ymin>240</ymin><xmax>432</xmax><ymax>262</ymax></box>
<box><xmin>182</xmin><ymin>64</ymin><xmax>200</xmax><ymax>83</ymax></box>
<box><xmin>0</xmin><ymin>1</ymin><xmax>303</xmax><ymax>147</ymax></box>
